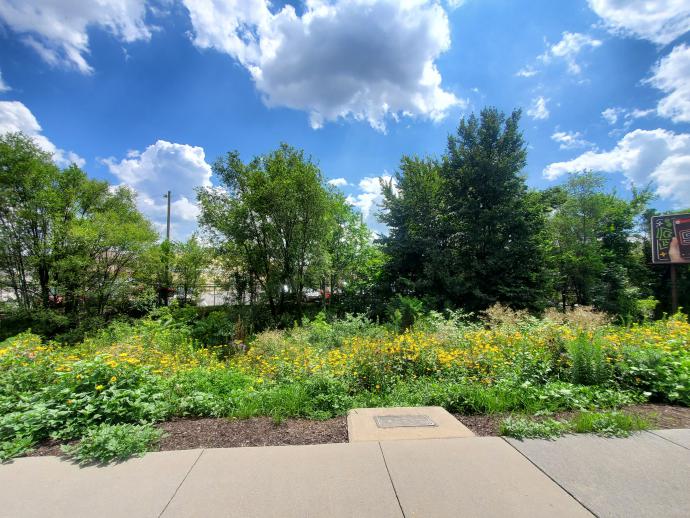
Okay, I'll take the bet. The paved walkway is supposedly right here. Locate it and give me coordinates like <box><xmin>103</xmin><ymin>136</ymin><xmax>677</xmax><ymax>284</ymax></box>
<box><xmin>1</xmin><ymin>430</ymin><xmax>688</xmax><ymax>517</ymax></box>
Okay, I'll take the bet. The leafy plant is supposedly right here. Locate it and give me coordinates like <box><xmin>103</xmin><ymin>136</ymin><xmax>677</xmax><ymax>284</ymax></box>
<box><xmin>62</xmin><ymin>423</ymin><xmax>165</xmax><ymax>464</ymax></box>
<box><xmin>571</xmin><ymin>411</ymin><xmax>648</xmax><ymax>437</ymax></box>
<box><xmin>500</xmin><ymin>416</ymin><xmax>569</xmax><ymax>440</ymax></box>
<box><xmin>568</xmin><ymin>334</ymin><xmax>611</xmax><ymax>385</ymax></box>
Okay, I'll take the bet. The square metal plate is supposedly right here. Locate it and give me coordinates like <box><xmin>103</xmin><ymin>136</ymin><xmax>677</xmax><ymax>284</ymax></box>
<box><xmin>374</xmin><ymin>415</ymin><xmax>437</xmax><ymax>428</ymax></box>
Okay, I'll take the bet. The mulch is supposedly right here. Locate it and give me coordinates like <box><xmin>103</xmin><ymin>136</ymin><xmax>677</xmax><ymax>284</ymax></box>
<box><xmin>25</xmin><ymin>403</ymin><xmax>690</xmax><ymax>457</ymax></box>
<box><xmin>157</xmin><ymin>416</ymin><xmax>348</xmax><ymax>450</ymax></box>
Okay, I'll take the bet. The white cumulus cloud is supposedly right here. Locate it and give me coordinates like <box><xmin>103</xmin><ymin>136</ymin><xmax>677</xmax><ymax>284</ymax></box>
<box><xmin>527</xmin><ymin>96</ymin><xmax>549</xmax><ymax>120</ymax></box>
<box><xmin>588</xmin><ymin>0</ymin><xmax>690</xmax><ymax>45</ymax></box>
<box><xmin>539</xmin><ymin>32</ymin><xmax>602</xmax><ymax>75</ymax></box>
<box><xmin>328</xmin><ymin>177</ymin><xmax>349</xmax><ymax>187</ymax></box>
<box><xmin>0</xmin><ymin>0</ymin><xmax>152</xmax><ymax>73</ymax></box>
<box><xmin>103</xmin><ymin>140</ymin><xmax>213</xmax><ymax>240</ymax></box>
<box><xmin>543</xmin><ymin>128</ymin><xmax>690</xmax><ymax>206</ymax></box>
<box><xmin>647</xmin><ymin>43</ymin><xmax>690</xmax><ymax>123</ymax></box>
<box><xmin>183</xmin><ymin>0</ymin><xmax>461</xmax><ymax>131</ymax></box>
<box><xmin>551</xmin><ymin>130</ymin><xmax>593</xmax><ymax>150</ymax></box>
<box><xmin>601</xmin><ymin>106</ymin><xmax>653</xmax><ymax>128</ymax></box>
<box><xmin>0</xmin><ymin>100</ymin><xmax>84</xmax><ymax>167</ymax></box>
<box><xmin>345</xmin><ymin>174</ymin><xmax>396</xmax><ymax>232</ymax></box>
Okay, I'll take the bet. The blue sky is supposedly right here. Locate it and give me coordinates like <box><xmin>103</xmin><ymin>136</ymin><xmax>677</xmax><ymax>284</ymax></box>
<box><xmin>1</xmin><ymin>0</ymin><xmax>689</xmax><ymax>238</ymax></box>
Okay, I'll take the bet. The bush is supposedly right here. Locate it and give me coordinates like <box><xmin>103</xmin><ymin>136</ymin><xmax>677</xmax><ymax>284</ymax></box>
<box><xmin>62</xmin><ymin>423</ymin><xmax>164</xmax><ymax>464</ymax></box>
<box><xmin>387</xmin><ymin>295</ymin><xmax>425</xmax><ymax>332</ymax></box>
<box><xmin>190</xmin><ymin>310</ymin><xmax>236</xmax><ymax>347</ymax></box>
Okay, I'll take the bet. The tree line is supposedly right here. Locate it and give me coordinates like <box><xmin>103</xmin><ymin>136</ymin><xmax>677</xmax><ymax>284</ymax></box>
<box><xmin>1</xmin><ymin>107</ymin><xmax>688</xmax><ymax>341</ymax></box>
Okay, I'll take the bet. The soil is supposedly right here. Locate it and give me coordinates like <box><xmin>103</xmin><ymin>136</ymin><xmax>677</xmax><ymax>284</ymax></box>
<box><xmin>26</xmin><ymin>403</ymin><xmax>690</xmax><ymax>457</ymax></box>
<box><xmin>157</xmin><ymin>416</ymin><xmax>348</xmax><ymax>450</ymax></box>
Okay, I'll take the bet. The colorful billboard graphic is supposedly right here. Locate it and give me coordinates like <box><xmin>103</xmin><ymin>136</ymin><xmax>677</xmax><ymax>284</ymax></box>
<box><xmin>651</xmin><ymin>214</ymin><xmax>690</xmax><ymax>264</ymax></box>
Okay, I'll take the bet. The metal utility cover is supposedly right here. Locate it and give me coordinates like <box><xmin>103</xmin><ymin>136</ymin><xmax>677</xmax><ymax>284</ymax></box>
<box><xmin>374</xmin><ymin>415</ymin><xmax>437</xmax><ymax>428</ymax></box>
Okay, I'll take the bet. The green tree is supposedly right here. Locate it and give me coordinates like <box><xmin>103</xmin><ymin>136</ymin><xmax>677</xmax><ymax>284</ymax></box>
<box><xmin>548</xmin><ymin>171</ymin><xmax>652</xmax><ymax>316</ymax></box>
<box><xmin>0</xmin><ymin>132</ymin><xmax>157</xmax><ymax>318</ymax></box>
<box><xmin>171</xmin><ymin>235</ymin><xmax>211</xmax><ymax>305</ymax></box>
<box><xmin>441</xmin><ymin>107</ymin><xmax>549</xmax><ymax>311</ymax></box>
<box><xmin>198</xmin><ymin>144</ymin><xmax>335</xmax><ymax>320</ymax></box>
<box><xmin>379</xmin><ymin>156</ymin><xmax>446</xmax><ymax>305</ymax></box>
<box><xmin>324</xmin><ymin>194</ymin><xmax>384</xmax><ymax>311</ymax></box>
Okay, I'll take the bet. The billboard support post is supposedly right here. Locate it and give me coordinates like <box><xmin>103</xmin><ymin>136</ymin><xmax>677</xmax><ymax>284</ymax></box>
<box><xmin>670</xmin><ymin>264</ymin><xmax>678</xmax><ymax>314</ymax></box>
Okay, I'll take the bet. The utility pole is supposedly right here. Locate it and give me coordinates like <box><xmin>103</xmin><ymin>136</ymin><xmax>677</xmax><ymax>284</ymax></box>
<box><xmin>166</xmin><ymin>190</ymin><xmax>171</xmax><ymax>241</ymax></box>
<box><xmin>163</xmin><ymin>191</ymin><xmax>171</xmax><ymax>306</ymax></box>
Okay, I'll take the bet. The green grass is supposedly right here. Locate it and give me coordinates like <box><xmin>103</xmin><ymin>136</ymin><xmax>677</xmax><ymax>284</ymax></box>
<box><xmin>571</xmin><ymin>411</ymin><xmax>649</xmax><ymax>437</ymax></box>
<box><xmin>500</xmin><ymin>410</ymin><xmax>650</xmax><ymax>440</ymax></box>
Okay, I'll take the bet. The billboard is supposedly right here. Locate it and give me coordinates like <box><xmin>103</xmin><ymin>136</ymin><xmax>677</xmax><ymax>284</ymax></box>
<box><xmin>651</xmin><ymin>214</ymin><xmax>690</xmax><ymax>264</ymax></box>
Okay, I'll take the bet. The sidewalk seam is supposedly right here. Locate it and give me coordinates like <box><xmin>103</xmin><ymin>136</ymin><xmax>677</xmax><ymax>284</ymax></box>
<box><xmin>377</xmin><ymin>442</ymin><xmax>406</xmax><ymax>518</ymax></box>
<box><xmin>158</xmin><ymin>448</ymin><xmax>205</xmax><ymax>518</ymax></box>
<box><xmin>501</xmin><ymin>438</ymin><xmax>597</xmax><ymax>517</ymax></box>
<box><xmin>648</xmin><ymin>430</ymin><xmax>690</xmax><ymax>451</ymax></box>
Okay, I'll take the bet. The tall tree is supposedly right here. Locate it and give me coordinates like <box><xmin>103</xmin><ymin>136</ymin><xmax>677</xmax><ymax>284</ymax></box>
<box><xmin>0</xmin><ymin>132</ymin><xmax>157</xmax><ymax>316</ymax></box>
<box><xmin>547</xmin><ymin>171</ymin><xmax>652</xmax><ymax>315</ymax></box>
<box><xmin>171</xmin><ymin>235</ymin><xmax>210</xmax><ymax>305</ymax></box>
<box><xmin>198</xmin><ymin>144</ymin><xmax>335</xmax><ymax>320</ymax></box>
<box><xmin>441</xmin><ymin>107</ymin><xmax>549</xmax><ymax>311</ymax></box>
<box><xmin>379</xmin><ymin>156</ymin><xmax>446</xmax><ymax>304</ymax></box>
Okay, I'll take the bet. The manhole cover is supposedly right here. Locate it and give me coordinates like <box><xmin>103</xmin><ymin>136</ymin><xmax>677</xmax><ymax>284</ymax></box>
<box><xmin>374</xmin><ymin>415</ymin><xmax>437</xmax><ymax>428</ymax></box>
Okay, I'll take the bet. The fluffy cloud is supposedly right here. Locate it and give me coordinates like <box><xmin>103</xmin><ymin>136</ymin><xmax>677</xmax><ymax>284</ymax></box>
<box><xmin>543</xmin><ymin>128</ymin><xmax>690</xmax><ymax>206</ymax></box>
<box><xmin>647</xmin><ymin>44</ymin><xmax>690</xmax><ymax>123</ymax></box>
<box><xmin>0</xmin><ymin>100</ymin><xmax>84</xmax><ymax>166</ymax></box>
<box><xmin>0</xmin><ymin>0</ymin><xmax>151</xmax><ymax>73</ymax></box>
<box><xmin>345</xmin><ymin>174</ymin><xmax>395</xmax><ymax>232</ymax></box>
<box><xmin>588</xmin><ymin>0</ymin><xmax>690</xmax><ymax>45</ymax></box>
<box><xmin>515</xmin><ymin>66</ymin><xmax>537</xmax><ymax>78</ymax></box>
<box><xmin>328</xmin><ymin>177</ymin><xmax>349</xmax><ymax>187</ymax></box>
<box><xmin>527</xmin><ymin>96</ymin><xmax>549</xmax><ymax>120</ymax></box>
<box><xmin>539</xmin><ymin>32</ymin><xmax>602</xmax><ymax>75</ymax></box>
<box><xmin>103</xmin><ymin>140</ymin><xmax>212</xmax><ymax>239</ymax></box>
<box><xmin>601</xmin><ymin>106</ymin><xmax>653</xmax><ymax>127</ymax></box>
<box><xmin>551</xmin><ymin>131</ymin><xmax>593</xmax><ymax>150</ymax></box>
<box><xmin>183</xmin><ymin>0</ymin><xmax>461</xmax><ymax>131</ymax></box>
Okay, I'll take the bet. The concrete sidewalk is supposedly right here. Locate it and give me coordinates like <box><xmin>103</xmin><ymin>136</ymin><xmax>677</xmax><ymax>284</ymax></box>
<box><xmin>0</xmin><ymin>431</ymin><xmax>688</xmax><ymax>517</ymax></box>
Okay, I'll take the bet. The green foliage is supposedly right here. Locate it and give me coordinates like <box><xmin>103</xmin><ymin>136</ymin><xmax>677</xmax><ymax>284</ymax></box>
<box><xmin>0</xmin><ymin>132</ymin><xmax>157</xmax><ymax>325</ymax></box>
<box><xmin>171</xmin><ymin>235</ymin><xmax>211</xmax><ymax>305</ymax></box>
<box><xmin>500</xmin><ymin>411</ymin><xmax>649</xmax><ymax>440</ymax></box>
<box><xmin>500</xmin><ymin>416</ymin><xmax>569</xmax><ymax>439</ymax></box>
<box><xmin>571</xmin><ymin>411</ymin><xmax>649</xmax><ymax>437</ymax></box>
<box><xmin>380</xmin><ymin>108</ymin><xmax>549</xmax><ymax>312</ymax></box>
<box><xmin>568</xmin><ymin>334</ymin><xmax>612</xmax><ymax>385</ymax></box>
<box><xmin>300</xmin><ymin>312</ymin><xmax>382</xmax><ymax>350</ymax></box>
<box><xmin>190</xmin><ymin>311</ymin><xmax>236</xmax><ymax>347</ymax></box>
<box><xmin>198</xmin><ymin>144</ymin><xmax>361</xmax><ymax>321</ymax></box>
<box><xmin>387</xmin><ymin>295</ymin><xmax>425</xmax><ymax>332</ymax></box>
<box><xmin>62</xmin><ymin>423</ymin><xmax>164</xmax><ymax>464</ymax></box>
<box><xmin>618</xmin><ymin>348</ymin><xmax>690</xmax><ymax>405</ymax></box>
<box><xmin>548</xmin><ymin>171</ymin><xmax>653</xmax><ymax>318</ymax></box>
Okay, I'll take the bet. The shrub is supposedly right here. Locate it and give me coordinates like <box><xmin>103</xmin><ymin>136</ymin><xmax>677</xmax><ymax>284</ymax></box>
<box><xmin>387</xmin><ymin>295</ymin><xmax>425</xmax><ymax>332</ymax></box>
<box><xmin>190</xmin><ymin>311</ymin><xmax>236</xmax><ymax>347</ymax></box>
<box><xmin>62</xmin><ymin>423</ymin><xmax>164</xmax><ymax>464</ymax></box>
